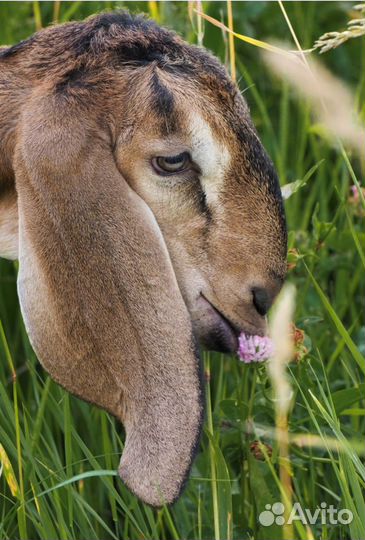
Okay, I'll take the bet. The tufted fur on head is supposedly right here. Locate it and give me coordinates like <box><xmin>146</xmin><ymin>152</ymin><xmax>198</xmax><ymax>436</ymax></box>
<box><xmin>0</xmin><ymin>11</ymin><xmax>287</xmax><ymax>506</ymax></box>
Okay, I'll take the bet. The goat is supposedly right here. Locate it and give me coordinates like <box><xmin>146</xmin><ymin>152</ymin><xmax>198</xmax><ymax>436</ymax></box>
<box><xmin>0</xmin><ymin>11</ymin><xmax>287</xmax><ymax>506</ymax></box>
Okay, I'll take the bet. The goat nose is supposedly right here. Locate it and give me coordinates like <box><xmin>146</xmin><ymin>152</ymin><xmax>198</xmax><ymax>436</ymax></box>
<box><xmin>252</xmin><ymin>286</ymin><xmax>272</xmax><ymax>317</ymax></box>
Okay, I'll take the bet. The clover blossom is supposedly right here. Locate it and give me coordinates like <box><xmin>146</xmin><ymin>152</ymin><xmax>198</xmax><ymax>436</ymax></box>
<box><xmin>237</xmin><ymin>333</ymin><xmax>274</xmax><ymax>363</ymax></box>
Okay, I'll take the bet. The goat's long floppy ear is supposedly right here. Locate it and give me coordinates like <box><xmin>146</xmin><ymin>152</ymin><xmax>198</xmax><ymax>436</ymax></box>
<box><xmin>14</xmin><ymin>91</ymin><xmax>203</xmax><ymax>507</ymax></box>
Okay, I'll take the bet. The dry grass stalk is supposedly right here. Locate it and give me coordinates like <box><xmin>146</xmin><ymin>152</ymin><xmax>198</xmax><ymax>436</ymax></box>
<box><xmin>148</xmin><ymin>1</ymin><xmax>160</xmax><ymax>23</ymax></box>
<box><xmin>263</xmin><ymin>45</ymin><xmax>365</xmax><ymax>157</ymax></box>
<box><xmin>226</xmin><ymin>0</ymin><xmax>236</xmax><ymax>82</ymax></box>
<box><xmin>314</xmin><ymin>4</ymin><xmax>365</xmax><ymax>53</ymax></box>
<box><xmin>195</xmin><ymin>9</ymin><xmax>294</xmax><ymax>57</ymax></box>
<box><xmin>189</xmin><ymin>1</ymin><xmax>205</xmax><ymax>46</ymax></box>
<box><xmin>268</xmin><ymin>284</ymin><xmax>296</xmax><ymax>417</ymax></box>
<box><xmin>52</xmin><ymin>1</ymin><xmax>61</xmax><ymax>23</ymax></box>
<box><xmin>244</xmin><ymin>422</ymin><xmax>365</xmax><ymax>455</ymax></box>
<box><xmin>267</xmin><ymin>284</ymin><xmax>296</xmax><ymax>540</ymax></box>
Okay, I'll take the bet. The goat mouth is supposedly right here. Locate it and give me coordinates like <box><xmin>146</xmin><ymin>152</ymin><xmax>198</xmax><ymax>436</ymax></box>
<box><xmin>199</xmin><ymin>293</ymin><xmax>257</xmax><ymax>354</ymax></box>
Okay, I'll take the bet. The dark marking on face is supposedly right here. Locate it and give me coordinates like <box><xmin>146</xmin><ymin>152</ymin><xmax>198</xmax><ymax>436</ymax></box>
<box><xmin>231</xmin><ymin>123</ymin><xmax>287</xmax><ymax>251</ymax></box>
<box><xmin>150</xmin><ymin>71</ymin><xmax>177</xmax><ymax>135</ymax></box>
<box><xmin>150</xmin><ymin>71</ymin><xmax>174</xmax><ymax>116</ymax></box>
<box><xmin>196</xmin><ymin>183</ymin><xmax>212</xmax><ymax>223</ymax></box>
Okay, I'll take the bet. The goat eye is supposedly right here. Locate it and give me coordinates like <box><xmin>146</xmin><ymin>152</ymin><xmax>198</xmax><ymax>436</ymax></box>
<box><xmin>152</xmin><ymin>152</ymin><xmax>191</xmax><ymax>175</ymax></box>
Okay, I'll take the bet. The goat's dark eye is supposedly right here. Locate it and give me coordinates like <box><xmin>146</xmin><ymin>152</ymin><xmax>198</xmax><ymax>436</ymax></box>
<box><xmin>152</xmin><ymin>152</ymin><xmax>191</xmax><ymax>175</ymax></box>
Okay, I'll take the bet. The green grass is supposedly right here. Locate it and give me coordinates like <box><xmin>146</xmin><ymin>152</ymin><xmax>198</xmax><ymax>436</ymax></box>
<box><xmin>0</xmin><ymin>2</ymin><xmax>364</xmax><ymax>539</ymax></box>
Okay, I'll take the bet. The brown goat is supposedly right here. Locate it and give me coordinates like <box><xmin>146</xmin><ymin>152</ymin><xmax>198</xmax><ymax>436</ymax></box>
<box><xmin>0</xmin><ymin>12</ymin><xmax>287</xmax><ymax>506</ymax></box>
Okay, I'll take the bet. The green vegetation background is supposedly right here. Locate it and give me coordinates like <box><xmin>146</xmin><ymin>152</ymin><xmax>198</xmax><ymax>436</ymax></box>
<box><xmin>0</xmin><ymin>2</ymin><xmax>364</xmax><ymax>540</ymax></box>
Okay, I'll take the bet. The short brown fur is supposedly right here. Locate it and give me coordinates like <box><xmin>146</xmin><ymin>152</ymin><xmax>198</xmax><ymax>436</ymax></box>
<box><xmin>0</xmin><ymin>12</ymin><xmax>287</xmax><ymax>506</ymax></box>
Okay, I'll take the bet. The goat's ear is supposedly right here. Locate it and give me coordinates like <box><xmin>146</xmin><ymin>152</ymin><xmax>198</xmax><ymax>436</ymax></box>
<box><xmin>14</xmin><ymin>91</ymin><xmax>203</xmax><ymax>507</ymax></box>
<box><xmin>0</xmin><ymin>189</ymin><xmax>19</xmax><ymax>260</ymax></box>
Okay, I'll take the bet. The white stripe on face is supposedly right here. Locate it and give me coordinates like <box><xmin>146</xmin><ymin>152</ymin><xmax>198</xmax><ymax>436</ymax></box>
<box><xmin>188</xmin><ymin>113</ymin><xmax>230</xmax><ymax>207</ymax></box>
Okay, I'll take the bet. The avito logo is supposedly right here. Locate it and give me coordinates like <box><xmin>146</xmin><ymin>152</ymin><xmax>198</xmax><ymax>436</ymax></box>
<box><xmin>259</xmin><ymin>502</ymin><xmax>353</xmax><ymax>526</ymax></box>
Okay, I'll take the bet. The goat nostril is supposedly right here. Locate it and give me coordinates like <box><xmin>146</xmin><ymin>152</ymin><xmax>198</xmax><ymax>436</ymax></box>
<box><xmin>252</xmin><ymin>287</ymin><xmax>271</xmax><ymax>317</ymax></box>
